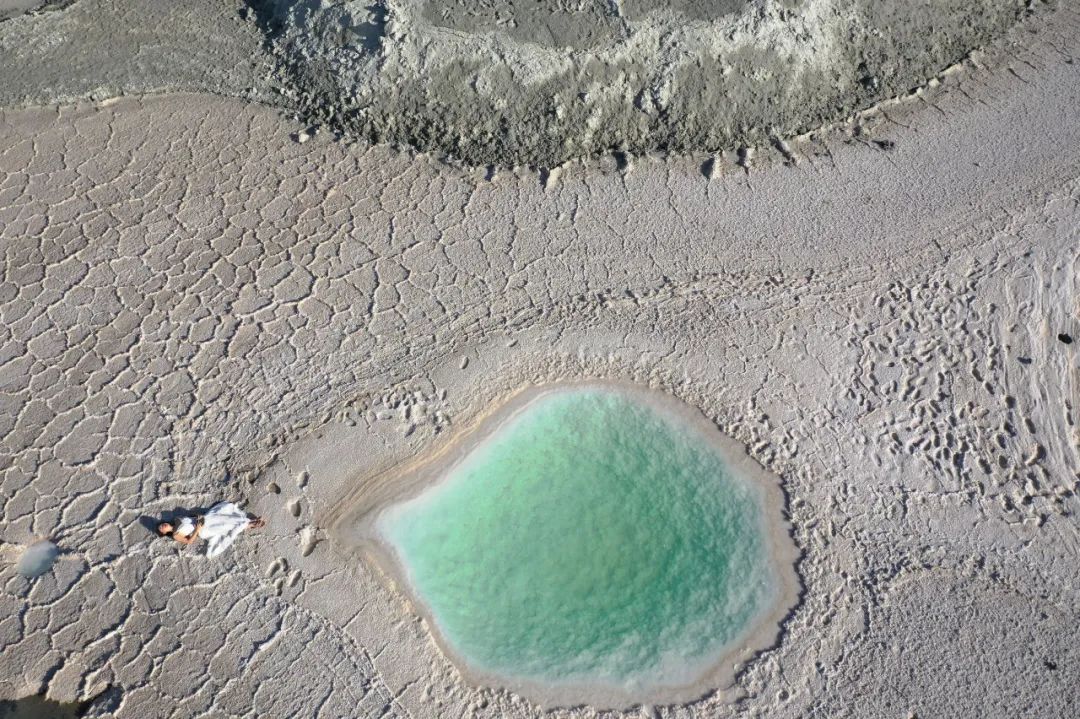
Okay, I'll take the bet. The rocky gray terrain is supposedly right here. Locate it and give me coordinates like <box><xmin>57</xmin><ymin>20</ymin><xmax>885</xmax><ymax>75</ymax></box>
<box><xmin>0</xmin><ymin>0</ymin><xmax>1043</xmax><ymax>165</ymax></box>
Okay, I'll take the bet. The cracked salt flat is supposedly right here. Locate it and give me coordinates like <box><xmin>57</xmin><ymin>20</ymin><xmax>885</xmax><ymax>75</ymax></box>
<box><xmin>1</xmin><ymin>7</ymin><xmax>1079</xmax><ymax>716</ymax></box>
<box><xmin>370</xmin><ymin>386</ymin><xmax>797</xmax><ymax>706</ymax></box>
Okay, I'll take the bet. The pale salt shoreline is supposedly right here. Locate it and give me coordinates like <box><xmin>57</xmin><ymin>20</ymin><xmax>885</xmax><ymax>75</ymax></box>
<box><xmin>332</xmin><ymin>382</ymin><xmax>801</xmax><ymax>709</ymax></box>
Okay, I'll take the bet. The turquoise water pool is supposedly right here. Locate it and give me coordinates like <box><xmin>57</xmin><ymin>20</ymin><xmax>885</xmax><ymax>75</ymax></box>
<box><xmin>376</xmin><ymin>387</ymin><xmax>781</xmax><ymax>697</ymax></box>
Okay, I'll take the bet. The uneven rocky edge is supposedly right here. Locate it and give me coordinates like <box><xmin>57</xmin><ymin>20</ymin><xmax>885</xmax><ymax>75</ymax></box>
<box><xmin>0</xmin><ymin>0</ymin><xmax>1045</xmax><ymax>166</ymax></box>
<box><xmin>256</xmin><ymin>0</ymin><xmax>1035</xmax><ymax>165</ymax></box>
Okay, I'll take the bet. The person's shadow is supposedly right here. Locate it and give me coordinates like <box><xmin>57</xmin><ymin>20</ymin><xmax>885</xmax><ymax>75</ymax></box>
<box><xmin>138</xmin><ymin>506</ymin><xmax>215</xmax><ymax>535</ymax></box>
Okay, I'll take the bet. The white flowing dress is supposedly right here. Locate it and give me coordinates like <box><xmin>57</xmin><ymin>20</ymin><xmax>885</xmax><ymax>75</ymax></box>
<box><xmin>175</xmin><ymin>502</ymin><xmax>251</xmax><ymax>558</ymax></box>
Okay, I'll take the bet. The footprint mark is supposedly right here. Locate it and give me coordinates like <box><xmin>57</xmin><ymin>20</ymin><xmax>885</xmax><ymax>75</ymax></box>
<box><xmin>266</xmin><ymin>557</ymin><xmax>287</xmax><ymax>577</ymax></box>
<box><xmin>299</xmin><ymin>526</ymin><xmax>318</xmax><ymax>557</ymax></box>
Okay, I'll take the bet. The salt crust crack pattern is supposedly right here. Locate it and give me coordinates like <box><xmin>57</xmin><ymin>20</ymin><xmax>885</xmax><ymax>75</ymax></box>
<box><xmin>1</xmin><ymin>16</ymin><xmax>1080</xmax><ymax>717</ymax></box>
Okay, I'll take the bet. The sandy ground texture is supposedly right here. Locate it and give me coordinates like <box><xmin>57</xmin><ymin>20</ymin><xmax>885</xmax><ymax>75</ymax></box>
<box><xmin>0</xmin><ymin>0</ymin><xmax>275</xmax><ymax>105</ymax></box>
<box><xmin>0</xmin><ymin>0</ymin><xmax>1047</xmax><ymax>165</ymax></box>
<box><xmin>1</xmin><ymin>3</ymin><xmax>1080</xmax><ymax>719</ymax></box>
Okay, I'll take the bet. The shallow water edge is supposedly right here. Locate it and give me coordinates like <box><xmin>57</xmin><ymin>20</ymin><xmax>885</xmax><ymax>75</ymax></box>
<box><xmin>330</xmin><ymin>381</ymin><xmax>801</xmax><ymax>709</ymax></box>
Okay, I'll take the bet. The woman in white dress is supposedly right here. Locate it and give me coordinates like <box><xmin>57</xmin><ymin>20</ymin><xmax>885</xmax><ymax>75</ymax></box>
<box><xmin>157</xmin><ymin>502</ymin><xmax>265</xmax><ymax>558</ymax></box>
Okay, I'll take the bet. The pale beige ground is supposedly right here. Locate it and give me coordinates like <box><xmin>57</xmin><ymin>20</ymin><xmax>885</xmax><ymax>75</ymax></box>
<box><xmin>1</xmin><ymin>6</ymin><xmax>1079</xmax><ymax>719</ymax></box>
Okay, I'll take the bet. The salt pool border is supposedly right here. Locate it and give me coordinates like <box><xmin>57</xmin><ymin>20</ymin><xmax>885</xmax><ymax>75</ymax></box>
<box><xmin>328</xmin><ymin>381</ymin><xmax>801</xmax><ymax>709</ymax></box>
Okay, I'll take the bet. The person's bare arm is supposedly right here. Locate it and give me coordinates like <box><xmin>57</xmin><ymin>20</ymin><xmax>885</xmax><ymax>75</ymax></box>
<box><xmin>174</xmin><ymin>520</ymin><xmax>202</xmax><ymax>545</ymax></box>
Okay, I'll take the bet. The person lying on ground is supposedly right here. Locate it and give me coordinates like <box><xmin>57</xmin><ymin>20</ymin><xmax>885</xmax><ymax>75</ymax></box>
<box><xmin>157</xmin><ymin>501</ymin><xmax>265</xmax><ymax>558</ymax></box>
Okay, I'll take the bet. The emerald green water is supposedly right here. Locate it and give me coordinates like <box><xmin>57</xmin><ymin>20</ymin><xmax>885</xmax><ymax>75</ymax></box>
<box><xmin>377</xmin><ymin>388</ymin><xmax>775</xmax><ymax>692</ymax></box>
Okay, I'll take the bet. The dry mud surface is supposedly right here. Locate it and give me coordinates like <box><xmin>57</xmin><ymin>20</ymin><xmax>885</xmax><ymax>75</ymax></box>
<box><xmin>0</xmin><ymin>0</ymin><xmax>273</xmax><ymax>105</ymax></box>
<box><xmin>1</xmin><ymin>4</ymin><xmax>1080</xmax><ymax>719</ymax></box>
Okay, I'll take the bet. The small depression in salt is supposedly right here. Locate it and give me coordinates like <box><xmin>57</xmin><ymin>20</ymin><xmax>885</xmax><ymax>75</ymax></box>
<box><xmin>350</xmin><ymin>385</ymin><xmax>798</xmax><ymax>707</ymax></box>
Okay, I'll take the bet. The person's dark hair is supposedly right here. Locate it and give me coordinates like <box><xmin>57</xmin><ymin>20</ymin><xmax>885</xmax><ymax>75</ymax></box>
<box><xmin>157</xmin><ymin>522</ymin><xmax>174</xmax><ymax>537</ymax></box>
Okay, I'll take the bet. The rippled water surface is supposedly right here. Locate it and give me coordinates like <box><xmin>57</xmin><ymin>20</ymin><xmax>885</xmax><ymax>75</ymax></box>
<box><xmin>378</xmin><ymin>388</ymin><xmax>777</xmax><ymax>691</ymax></box>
